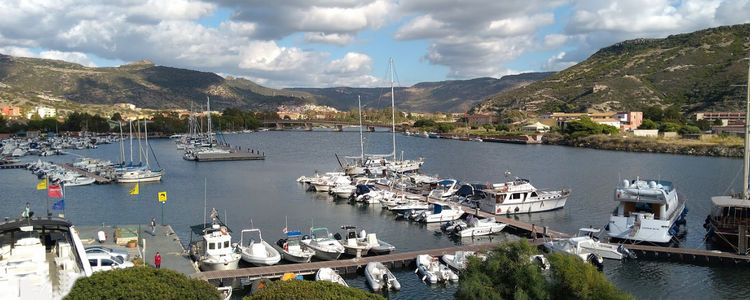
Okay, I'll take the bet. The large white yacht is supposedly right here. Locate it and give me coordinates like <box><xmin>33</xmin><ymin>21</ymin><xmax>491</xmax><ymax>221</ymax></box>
<box><xmin>478</xmin><ymin>172</ymin><xmax>570</xmax><ymax>214</ymax></box>
<box><xmin>0</xmin><ymin>214</ymin><xmax>92</xmax><ymax>300</ymax></box>
<box><xmin>606</xmin><ymin>179</ymin><xmax>687</xmax><ymax>244</ymax></box>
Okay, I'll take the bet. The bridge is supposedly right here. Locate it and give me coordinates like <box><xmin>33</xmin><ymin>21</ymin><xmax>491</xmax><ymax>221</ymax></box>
<box><xmin>262</xmin><ymin>119</ymin><xmax>406</xmax><ymax>132</ymax></box>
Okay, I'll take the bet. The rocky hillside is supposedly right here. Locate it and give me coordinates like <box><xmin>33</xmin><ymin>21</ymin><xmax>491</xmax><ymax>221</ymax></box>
<box><xmin>289</xmin><ymin>72</ymin><xmax>552</xmax><ymax>113</ymax></box>
<box><xmin>0</xmin><ymin>55</ymin><xmax>309</xmax><ymax>111</ymax></box>
<box><xmin>475</xmin><ymin>24</ymin><xmax>750</xmax><ymax>115</ymax></box>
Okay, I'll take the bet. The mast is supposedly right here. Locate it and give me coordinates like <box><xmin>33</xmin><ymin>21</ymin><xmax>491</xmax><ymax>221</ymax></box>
<box><xmin>129</xmin><ymin>119</ymin><xmax>133</xmax><ymax>163</ymax></box>
<box><xmin>119</xmin><ymin>122</ymin><xmax>124</xmax><ymax>164</ymax></box>
<box><xmin>744</xmin><ymin>60</ymin><xmax>750</xmax><ymax>199</ymax></box>
<box><xmin>206</xmin><ymin>96</ymin><xmax>212</xmax><ymax>145</ymax></box>
<box><xmin>358</xmin><ymin>95</ymin><xmax>364</xmax><ymax>160</ymax></box>
<box><xmin>144</xmin><ymin>118</ymin><xmax>150</xmax><ymax>167</ymax></box>
<box><xmin>390</xmin><ymin>58</ymin><xmax>396</xmax><ymax>162</ymax></box>
<box><xmin>137</xmin><ymin>118</ymin><xmax>143</xmax><ymax>163</ymax></box>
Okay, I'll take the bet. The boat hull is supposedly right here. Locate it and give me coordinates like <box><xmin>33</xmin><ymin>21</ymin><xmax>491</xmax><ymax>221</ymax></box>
<box><xmin>271</xmin><ymin>244</ymin><xmax>314</xmax><ymax>263</ymax></box>
<box><xmin>199</xmin><ymin>258</ymin><xmax>240</xmax><ymax>271</ymax></box>
<box><xmin>482</xmin><ymin>195</ymin><xmax>568</xmax><ymax>215</ymax></box>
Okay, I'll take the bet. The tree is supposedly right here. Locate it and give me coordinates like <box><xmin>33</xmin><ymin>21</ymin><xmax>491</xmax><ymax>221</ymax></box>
<box><xmin>679</xmin><ymin>125</ymin><xmax>701</xmax><ymax>135</ymax></box>
<box><xmin>548</xmin><ymin>254</ymin><xmax>633</xmax><ymax>300</ymax></box>
<box><xmin>495</xmin><ymin>123</ymin><xmax>510</xmax><ymax>132</ymax></box>
<box><xmin>643</xmin><ymin>106</ymin><xmax>663</xmax><ymax>122</ymax></box>
<box><xmin>483</xmin><ymin>123</ymin><xmax>494</xmax><ymax>132</ymax></box>
<box><xmin>662</xmin><ymin>106</ymin><xmax>685</xmax><ymax>124</ymax></box>
<box><xmin>713</xmin><ymin>118</ymin><xmax>724</xmax><ymax>126</ymax></box>
<box><xmin>65</xmin><ymin>267</ymin><xmax>220</xmax><ymax>299</ymax></box>
<box><xmin>694</xmin><ymin>119</ymin><xmax>711</xmax><ymax>131</ymax></box>
<box><xmin>437</xmin><ymin>123</ymin><xmax>455</xmax><ymax>133</ymax></box>
<box><xmin>413</xmin><ymin>119</ymin><xmax>437</xmax><ymax>128</ymax></box>
<box><xmin>247</xmin><ymin>279</ymin><xmax>384</xmax><ymax>300</ymax></box>
<box><xmin>111</xmin><ymin>112</ymin><xmax>122</xmax><ymax>121</ymax></box>
<box><xmin>638</xmin><ymin>119</ymin><xmax>658</xmax><ymax>129</ymax></box>
<box><xmin>0</xmin><ymin>115</ymin><xmax>7</xmax><ymax>133</ymax></box>
<box><xmin>659</xmin><ymin>122</ymin><xmax>681</xmax><ymax>132</ymax></box>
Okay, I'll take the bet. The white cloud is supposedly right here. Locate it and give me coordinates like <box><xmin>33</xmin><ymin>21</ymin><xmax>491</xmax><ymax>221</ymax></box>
<box><xmin>39</xmin><ymin>50</ymin><xmax>97</xmax><ymax>67</ymax></box>
<box><xmin>304</xmin><ymin>32</ymin><xmax>355</xmax><ymax>46</ymax></box>
<box><xmin>542</xmin><ymin>52</ymin><xmax>578</xmax><ymax>71</ymax></box>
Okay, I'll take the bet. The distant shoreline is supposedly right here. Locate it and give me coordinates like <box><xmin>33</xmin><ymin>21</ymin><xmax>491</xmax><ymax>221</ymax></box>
<box><xmin>543</xmin><ymin>134</ymin><xmax>743</xmax><ymax>158</ymax></box>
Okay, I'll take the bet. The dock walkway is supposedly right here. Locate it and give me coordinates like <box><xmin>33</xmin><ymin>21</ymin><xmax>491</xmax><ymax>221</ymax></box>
<box><xmin>60</xmin><ymin>163</ymin><xmax>112</xmax><ymax>184</ymax></box>
<box><xmin>191</xmin><ymin>241</ymin><xmax>531</xmax><ymax>282</ymax></box>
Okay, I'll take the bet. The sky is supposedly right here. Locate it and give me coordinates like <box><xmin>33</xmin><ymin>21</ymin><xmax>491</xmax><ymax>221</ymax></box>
<box><xmin>0</xmin><ymin>0</ymin><xmax>748</xmax><ymax>89</ymax></box>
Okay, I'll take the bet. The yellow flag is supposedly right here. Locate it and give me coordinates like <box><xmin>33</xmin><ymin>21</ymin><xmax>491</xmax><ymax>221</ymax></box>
<box><xmin>158</xmin><ymin>191</ymin><xmax>167</xmax><ymax>202</ymax></box>
<box><xmin>36</xmin><ymin>178</ymin><xmax>47</xmax><ymax>190</ymax></box>
<box><xmin>129</xmin><ymin>183</ymin><xmax>139</xmax><ymax>195</ymax></box>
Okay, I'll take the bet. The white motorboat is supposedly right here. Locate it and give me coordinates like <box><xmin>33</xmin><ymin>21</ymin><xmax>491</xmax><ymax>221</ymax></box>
<box><xmin>414</xmin><ymin>203</ymin><xmax>464</xmax><ymax>223</ymax></box>
<box><xmin>0</xmin><ymin>212</ymin><xmax>93</xmax><ymax>300</ymax></box>
<box><xmin>358</xmin><ymin>230</ymin><xmax>395</xmax><ymax>255</ymax></box>
<box><xmin>427</xmin><ymin>179</ymin><xmax>460</xmax><ymax>201</ymax></box>
<box><xmin>310</xmin><ymin>174</ymin><xmax>350</xmax><ymax>193</ymax></box>
<box><xmin>355</xmin><ymin>184</ymin><xmax>395</xmax><ymax>204</ymax></box>
<box><xmin>334</xmin><ymin>226</ymin><xmax>371</xmax><ymax>256</ymax></box>
<box><xmin>300</xmin><ymin>227</ymin><xmax>345</xmax><ymax>261</ymax></box>
<box><xmin>441</xmin><ymin>251</ymin><xmax>484</xmax><ymax>271</ymax></box>
<box><xmin>570</xmin><ymin>228</ymin><xmax>634</xmax><ymax>260</ymax></box>
<box><xmin>543</xmin><ymin>237</ymin><xmax>605</xmax><ymax>270</ymax></box>
<box><xmin>365</xmin><ymin>262</ymin><xmax>401</xmax><ymax>291</ymax></box>
<box><xmin>440</xmin><ymin>219</ymin><xmax>467</xmax><ymax>232</ymax></box>
<box><xmin>331</xmin><ymin>184</ymin><xmax>356</xmax><ymax>199</ymax></box>
<box><xmin>415</xmin><ymin>254</ymin><xmax>459</xmax><ymax>283</ymax></box>
<box><xmin>454</xmin><ymin>217</ymin><xmax>507</xmax><ymax>237</ymax></box>
<box><xmin>62</xmin><ymin>176</ymin><xmax>96</xmax><ymax>187</ymax></box>
<box><xmin>237</xmin><ymin>228</ymin><xmax>281</xmax><ymax>266</ymax></box>
<box><xmin>272</xmin><ymin>231</ymin><xmax>315</xmax><ymax>263</ymax></box>
<box><xmin>478</xmin><ymin>171</ymin><xmax>570</xmax><ymax>215</ymax></box>
<box><xmin>389</xmin><ymin>200</ymin><xmax>430</xmax><ymax>215</ymax></box>
<box><xmin>606</xmin><ymin>178</ymin><xmax>687</xmax><ymax>244</ymax></box>
<box><xmin>315</xmin><ymin>267</ymin><xmax>348</xmax><ymax>287</ymax></box>
<box><xmin>189</xmin><ymin>209</ymin><xmax>241</xmax><ymax>271</ymax></box>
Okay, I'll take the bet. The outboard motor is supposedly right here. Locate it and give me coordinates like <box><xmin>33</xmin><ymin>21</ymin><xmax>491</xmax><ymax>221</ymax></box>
<box><xmin>617</xmin><ymin>244</ymin><xmax>636</xmax><ymax>259</ymax></box>
<box><xmin>587</xmin><ymin>253</ymin><xmax>604</xmax><ymax>271</ymax></box>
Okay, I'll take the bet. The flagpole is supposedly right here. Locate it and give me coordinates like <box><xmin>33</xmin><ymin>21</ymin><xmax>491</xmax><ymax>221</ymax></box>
<box><xmin>46</xmin><ymin>175</ymin><xmax>50</xmax><ymax>216</ymax></box>
<box><xmin>137</xmin><ymin>180</ymin><xmax>141</xmax><ymax>251</ymax></box>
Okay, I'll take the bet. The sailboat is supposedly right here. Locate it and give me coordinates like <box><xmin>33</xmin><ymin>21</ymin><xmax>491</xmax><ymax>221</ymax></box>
<box><xmin>343</xmin><ymin>59</ymin><xmax>424</xmax><ymax>176</ymax></box>
<box><xmin>705</xmin><ymin>61</ymin><xmax>750</xmax><ymax>254</ymax></box>
<box><xmin>116</xmin><ymin>118</ymin><xmax>164</xmax><ymax>183</ymax></box>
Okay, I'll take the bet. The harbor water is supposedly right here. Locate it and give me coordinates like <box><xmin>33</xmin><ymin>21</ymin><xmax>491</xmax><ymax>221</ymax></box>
<box><xmin>3</xmin><ymin>129</ymin><xmax>750</xmax><ymax>299</ymax></box>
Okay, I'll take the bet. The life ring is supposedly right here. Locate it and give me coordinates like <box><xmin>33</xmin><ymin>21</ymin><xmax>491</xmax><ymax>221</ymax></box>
<box><xmin>220</xmin><ymin>228</ymin><xmax>227</xmax><ymax>235</ymax></box>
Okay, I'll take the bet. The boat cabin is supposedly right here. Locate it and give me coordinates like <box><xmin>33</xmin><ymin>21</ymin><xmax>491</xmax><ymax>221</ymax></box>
<box><xmin>613</xmin><ymin>180</ymin><xmax>674</xmax><ymax>221</ymax></box>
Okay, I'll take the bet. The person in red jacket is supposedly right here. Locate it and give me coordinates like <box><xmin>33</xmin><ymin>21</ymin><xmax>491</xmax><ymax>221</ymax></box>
<box><xmin>155</xmin><ymin>252</ymin><xmax>161</xmax><ymax>269</ymax></box>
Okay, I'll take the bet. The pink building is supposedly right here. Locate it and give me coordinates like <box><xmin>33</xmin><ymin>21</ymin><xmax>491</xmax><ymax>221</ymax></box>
<box><xmin>614</xmin><ymin>111</ymin><xmax>643</xmax><ymax>132</ymax></box>
<box><xmin>1</xmin><ymin>106</ymin><xmax>21</xmax><ymax>118</ymax></box>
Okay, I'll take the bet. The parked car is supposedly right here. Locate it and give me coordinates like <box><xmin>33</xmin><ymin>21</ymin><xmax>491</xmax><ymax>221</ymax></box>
<box><xmin>85</xmin><ymin>246</ymin><xmax>130</xmax><ymax>261</ymax></box>
<box><xmin>87</xmin><ymin>252</ymin><xmax>134</xmax><ymax>272</ymax></box>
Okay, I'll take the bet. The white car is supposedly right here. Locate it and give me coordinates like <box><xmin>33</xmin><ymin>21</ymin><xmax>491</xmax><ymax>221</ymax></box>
<box><xmin>87</xmin><ymin>252</ymin><xmax>135</xmax><ymax>272</ymax></box>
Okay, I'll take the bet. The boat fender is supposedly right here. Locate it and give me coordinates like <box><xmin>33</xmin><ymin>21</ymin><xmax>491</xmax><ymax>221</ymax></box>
<box><xmin>221</xmin><ymin>228</ymin><xmax>227</xmax><ymax>235</ymax></box>
<box><xmin>514</xmin><ymin>207</ymin><xmax>520</xmax><ymax>212</ymax></box>
<box><xmin>497</xmin><ymin>208</ymin><xmax>502</xmax><ymax>213</ymax></box>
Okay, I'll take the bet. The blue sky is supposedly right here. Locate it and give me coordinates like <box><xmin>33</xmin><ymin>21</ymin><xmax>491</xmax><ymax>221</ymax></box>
<box><xmin>0</xmin><ymin>0</ymin><xmax>748</xmax><ymax>88</ymax></box>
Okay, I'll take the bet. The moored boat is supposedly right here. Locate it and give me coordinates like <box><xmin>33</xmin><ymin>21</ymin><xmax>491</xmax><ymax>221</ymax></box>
<box><xmin>415</xmin><ymin>254</ymin><xmax>459</xmax><ymax>283</ymax></box>
<box><xmin>300</xmin><ymin>227</ymin><xmax>345</xmax><ymax>261</ymax></box>
<box><xmin>272</xmin><ymin>231</ymin><xmax>315</xmax><ymax>263</ymax></box>
<box><xmin>605</xmin><ymin>178</ymin><xmax>687</xmax><ymax>244</ymax></box>
<box><xmin>237</xmin><ymin>228</ymin><xmax>281</xmax><ymax>266</ymax></box>
<box><xmin>189</xmin><ymin>208</ymin><xmax>241</xmax><ymax>271</ymax></box>
<box><xmin>478</xmin><ymin>172</ymin><xmax>570</xmax><ymax>215</ymax></box>
<box><xmin>315</xmin><ymin>267</ymin><xmax>348</xmax><ymax>287</ymax></box>
<box><xmin>365</xmin><ymin>262</ymin><xmax>401</xmax><ymax>291</ymax></box>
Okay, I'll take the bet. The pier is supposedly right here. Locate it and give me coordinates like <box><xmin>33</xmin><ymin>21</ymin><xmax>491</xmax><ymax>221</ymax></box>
<box><xmin>60</xmin><ymin>163</ymin><xmax>112</xmax><ymax>184</ymax></box>
<box><xmin>190</xmin><ymin>241</ymin><xmax>524</xmax><ymax>283</ymax></box>
<box><xmin>194</xmin><ymin>146</ymin><xmax>265</xmax><ymax>161</ymax></box>
<box><xmin>0</xmin><ymin>163</ymin><xmax>29</xmax><ymax>169</ymax></box>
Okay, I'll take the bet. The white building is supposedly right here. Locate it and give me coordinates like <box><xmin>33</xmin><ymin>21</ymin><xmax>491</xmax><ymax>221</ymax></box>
<box><xmin>27</xmin><ymin>106</ymin><xmax>57</xmax><ymax>118</ymax></box>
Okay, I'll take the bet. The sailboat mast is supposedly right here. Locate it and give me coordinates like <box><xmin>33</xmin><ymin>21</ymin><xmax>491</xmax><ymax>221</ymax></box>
<box><xmin>137</xmin><ymin>119</ymin><xmax>142</xmax><ymax>163</ymax></box>
<box><xmin>390</xmin><ymin>58</ymin><xmax>396</xmax><ymax>162</ymax></box>
<box><xmin>206</xmin><ymin>96</ymin><xmax>212</xmax><ymax>144</ymax></box>
<box><xmin>119</xmin><ymin>122</ymin><xmax>124</xmax><ymax>164</ymax></box>
<box><xmin>129</xmin><ymin>120</ymin><xmax>133</xmax><ymax>163</ymax></box>
<box><xmin>358</xmin><ymin>95</ymin><xmax>364</xmax><ymax>160</ymax></box>
<box><xmin>144</xmin><ymin>118</ymin><xmax>150</xmax><ymax>167</ymax></box>
<box><xmin>744</xmin><ymin>60</ymin><xmax>750</xmax><ymax>199</ymax></box>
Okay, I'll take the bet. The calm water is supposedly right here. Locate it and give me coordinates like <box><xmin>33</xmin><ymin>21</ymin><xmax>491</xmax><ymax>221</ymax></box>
<box><xmin>3</xmin><ymin>129</ymin><xmax>749</xmax><ymax>299</ymax></box>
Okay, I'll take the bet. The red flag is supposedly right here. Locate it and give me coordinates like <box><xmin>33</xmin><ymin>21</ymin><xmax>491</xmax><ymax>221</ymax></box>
<box><xmin>48</xmin><ymin>184</ymin><xmax>63</xmax><ymax>198</ymax></box>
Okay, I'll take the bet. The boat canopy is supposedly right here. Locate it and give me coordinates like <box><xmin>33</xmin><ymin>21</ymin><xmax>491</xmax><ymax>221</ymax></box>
<box><xmin>711</xmin><ymin>196</ymin><xmax>750</xmax><ymax>208</ymax></box>
<box><xmin>286</xmin><ymin>231</ymin><xmax>302</xmax><ymax>237</ymax></box>
<box><xmin>433</xmin><ymin>204</ymin><xmax>443</xmax><ymax>214</ymax></box>
<box><xmin>438</xmin><ymin>179</ymin><xmax>457</xmax><ymax>186</ymax></box>
<box><xmin>190</xmin><ymin>222</ymin><xmax>232</xmax><ymax>236</ymax></box>
<box><xmin>356</xmin><ymin>184</ymin><xmax>371</xmax><ymax>195</ymax></box>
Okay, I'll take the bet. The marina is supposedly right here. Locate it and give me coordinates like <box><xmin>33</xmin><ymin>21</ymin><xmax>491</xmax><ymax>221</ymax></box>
<box><xmin>3</xmin><ymin>130</ymin><xmax>750</xmax><ymax>299</ymax></box>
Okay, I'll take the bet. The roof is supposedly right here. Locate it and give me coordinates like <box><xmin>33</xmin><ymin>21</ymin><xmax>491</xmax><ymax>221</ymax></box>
<box><xmin>0</xmin><ymin>216</ymin><xmax>72</xmax><ymax>232</ymax></box>
<box><xmin>523</xmin><ymin>122</ymin><xmax>550</xmax><ymax>128</ymax></box>
<box><xmin>711</xmin><ymin>196</ymin><xmax>750</xmax><ymax>208</ymax></box>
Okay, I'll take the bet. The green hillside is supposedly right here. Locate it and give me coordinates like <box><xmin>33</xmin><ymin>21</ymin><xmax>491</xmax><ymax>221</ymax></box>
<box><xmin>476</xmin><ymin>24</ymin><xmax>750</xmax><ymax>115</ymax></box>
<box><xmin>0</xmin><ymin>55</ymin><xmax>309</xmax><ymax>112</ymax></box>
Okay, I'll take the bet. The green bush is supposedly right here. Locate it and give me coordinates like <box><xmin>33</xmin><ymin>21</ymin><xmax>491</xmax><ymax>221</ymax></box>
<box><xmin>413</xmin><ymin>119</ymin><xmax>437</xmax><ymax>128</ymax></box>
<box><xmin>244</xmin><ymin>279</ymin><xmax>385</xmax><ymax>300</ymax></box>
<box><xmin>548</xmin><ymin>254</ymin><xmax>633</xmax><ymax>300</ymax></box>
<box><xmin>495</xmin><ymin>123</ymin><xmax>510</xmax><ymax>132</ymax></box>
<box><xmin>456</xmin><ymin>240</ymin><xmax>633</xmax><ymax>300</ymax></box>
<box><xmin>437</xmin><ymin>122</ymin><xmax>455</xmax><ymax>133</ymax></box>
<box><xmin>659</xmin><ymin>122</ymin><xmax>682</xmax><ymax>132</ymax></box>
<box><xmin>679</xmin><ymin>125</ymin><xmax>701</xmax><ymax>135</ymax></box>
<box><xmin>65</xmin><ymin>267</ymin><xmax>221</xmax><ymax>300</ymax></box>
<box><xmin>638</xmin><ymin>119</ymin><xmax>658</xmax><ymax>129</ymax></box>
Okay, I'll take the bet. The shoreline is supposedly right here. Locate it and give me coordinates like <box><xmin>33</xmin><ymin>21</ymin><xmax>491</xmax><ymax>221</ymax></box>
<box><xmin>543</xmin><ymin>134</ymin><xmax>743</xmax><ymax>158</ymax></box>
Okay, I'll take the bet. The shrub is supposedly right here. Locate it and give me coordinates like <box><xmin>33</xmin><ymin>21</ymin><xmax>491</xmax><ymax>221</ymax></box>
<box><xmin>245</xmin><ymin>279</ymin><xmax>384</xmax><ymax>300</ymax></box>
<box><xmin>65</xmin><ymin>267</ymin><xmax>221</xmax><ymax>300</ymax></box>
<box><xmin>638</xmin><ymin>119</ymin><xmax>658</xmax><ymax>129</ymax></box>
<box><xmin>548</xmin><ymin>254</ymin><xmax>633</xmax><ymax>300</ymax></box>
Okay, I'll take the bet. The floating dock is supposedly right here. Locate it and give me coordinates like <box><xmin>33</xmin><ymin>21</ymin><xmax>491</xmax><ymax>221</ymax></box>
<box><xmin>0</xmin><ymin>163</ymin><xmax>29</xmax><ymax>169</ymax></box>
<box><xmin>190</xmin><ymin>241</ymin><xmax>525</xmax><ymax>283</ymax></box>
<box><xmin>60</xmin><ymin>163</ymin><xmax>113</xmax><ymax>184</ymax></box>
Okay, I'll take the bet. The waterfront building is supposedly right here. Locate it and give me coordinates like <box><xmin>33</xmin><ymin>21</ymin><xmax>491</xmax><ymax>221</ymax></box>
<box><xmin>1</xmin><ymin>105</ymin><xmax>21</xmax><ymax>118</ymax></box>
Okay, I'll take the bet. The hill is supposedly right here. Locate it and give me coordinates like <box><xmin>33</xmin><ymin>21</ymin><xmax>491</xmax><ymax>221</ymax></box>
<box><xmin>288</xmin><ymin>72</ymin><xmax>552</xmax><ymax>113</ymax></box>
<box><xmin>0</xmin><ymin>54</ymin><xmax>310</xmax><ymax>112</ymax></box>
<box><xmin>475</xmin><ymin>24</ymin><xmax>750</xmax><ymax>115</ymax></box>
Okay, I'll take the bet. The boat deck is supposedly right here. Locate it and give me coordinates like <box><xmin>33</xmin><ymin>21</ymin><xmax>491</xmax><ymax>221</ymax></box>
<box><xmin>60</xmin><ymin>163</ymin><xmax>112</xmax><ymax>184</ymax></box>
